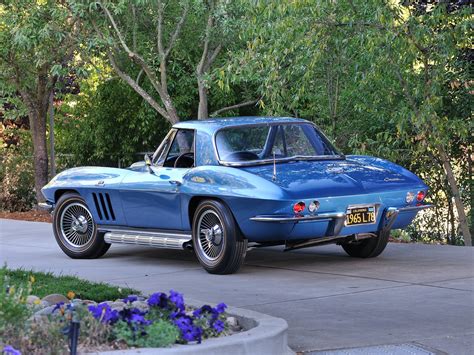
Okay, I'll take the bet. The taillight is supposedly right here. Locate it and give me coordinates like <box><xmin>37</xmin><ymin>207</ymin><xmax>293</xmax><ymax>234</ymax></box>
<box><xmin>406</xmin><ymin>192</ymin><xmax>415</xmax><ymax>203</ymax></box>
<box><xmin>416</xmin><ymin>191</ymin><xmax>425</xmax><ymax>202</ymax></box>
<box><xmin>293</xmin><ymin>201</ymin><xmax>305</xmax><ymax>214</ymax></box>
<box><xmin>308</xmin><ymin>200</ymin><xmax>320</xmax><ymax>213</ymax></box>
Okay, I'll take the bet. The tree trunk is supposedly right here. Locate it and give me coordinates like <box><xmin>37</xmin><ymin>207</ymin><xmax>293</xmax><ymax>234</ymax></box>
<box><xmin>438</xmin><ymin>144</ymin><xmax>472</xmax><ymax>246</ymax></box>
<box><xmin>28</xmin><ymin>106</ymin><xmax>49</xmax><ymax>204</ymax></box>
<box><xmin>48</xmin><ymin>92</ymin><xmax>56</xmax><ymax>178</ymax></box>
<box><xmin>197</xmin><ymin>78</ymin><xmax>208</xmax><ymax>120</ymax></box>
<box><xmin>468</xmin><ymin>146</ymin><xmax>473</xmax><ymax>241</ymax></box>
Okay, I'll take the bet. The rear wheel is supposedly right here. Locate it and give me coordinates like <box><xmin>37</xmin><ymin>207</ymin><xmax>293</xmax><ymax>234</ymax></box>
<box><xmin>341</xmin><ymin>230</ymin><xmax>389</xmax><ymax>258</ymax></box>
<box><xmin>53</xmin><ymin>193</ymin><xmax>110</xmax><ymax>259</ymax></box>
<box><xmin>192</xmin><ymin>200</ymin><xmax>247</xmax><ymax>274</ymax></box>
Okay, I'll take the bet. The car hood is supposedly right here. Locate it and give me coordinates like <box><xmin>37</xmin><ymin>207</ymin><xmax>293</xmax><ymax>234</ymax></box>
<box><xmin>240</xmin><ymin>158</ymin><xmax>421</xmax><ymax>198</ymax></box>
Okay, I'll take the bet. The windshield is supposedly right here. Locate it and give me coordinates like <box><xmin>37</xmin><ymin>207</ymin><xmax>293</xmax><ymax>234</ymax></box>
<box><xmin>215</xmin><ymin>123</ymin><xmax>341</xmax><ymax>165</ymax></box>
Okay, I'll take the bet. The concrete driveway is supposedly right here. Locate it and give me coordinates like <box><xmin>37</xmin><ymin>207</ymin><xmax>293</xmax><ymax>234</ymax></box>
<box><xmin>1</xmin><ymin>218</ymin><xmax>473</xmax><ymax>354</ymax></box>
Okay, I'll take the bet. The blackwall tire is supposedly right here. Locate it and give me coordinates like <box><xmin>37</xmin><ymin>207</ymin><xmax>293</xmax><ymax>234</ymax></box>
<box><xmin>53</xmin><ymin>193</ymin><xmax>110</xmax><ymax>259</ymax></box>
<box><xmin>192</xmin><ymin>200</ymin><xmax>247</xmax><ymax>274</ymax></box>
<box><xmin>341</xmin><ymin>230</ymin><xmax>390</xmax><ymax>258</ymax></box>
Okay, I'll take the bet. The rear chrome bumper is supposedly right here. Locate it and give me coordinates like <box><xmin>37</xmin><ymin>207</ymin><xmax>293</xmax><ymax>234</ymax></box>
<box><xmin>250</xmin><ymin>212</ymin><xmax>346</xmax><ymax>223</ymax></box>
<box><xmin>37</xmin><ymin>202</ymin><xmax>54</xmax><ymax>212</ymax></box>
<box><xmin>250</xmin><ymin>204</ymin><xmax>433</xmax><ymax>235</ymax></box>
<box><xmin>250</xmin><ymin>212</ymin><xmax>347</xmax><ymax>236</ymax></box>
<box><xmin>398</xmin><ymin>204</ymin><xmax>433</xmax><ymax>212</ymax></box>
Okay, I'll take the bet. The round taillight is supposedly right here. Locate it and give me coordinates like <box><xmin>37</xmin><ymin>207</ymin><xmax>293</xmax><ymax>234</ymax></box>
<box><xmin>416</xmin><ymin>191</ymin><xmax>425</xmax><ymax>202</ymax></box>
<box><xmin>308</xmin><ymin>200</ymin><xmax>320</xmax><ymax>213</ymax></box>
<box><xmin>293</xmin><ymin>201</ymin><xmax>306</xmax><ymax>214</ymax></box>
<box><xmin>406</xmin><ymin>191</ymin><xmax>415</xmax><ymax>203</ymax></box>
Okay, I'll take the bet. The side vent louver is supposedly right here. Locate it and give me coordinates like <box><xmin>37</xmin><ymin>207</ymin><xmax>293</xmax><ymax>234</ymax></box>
<box><xmin>92</xmin><ymin>192</ymin><xmax>116</xmax><ymax>221</ymax></box>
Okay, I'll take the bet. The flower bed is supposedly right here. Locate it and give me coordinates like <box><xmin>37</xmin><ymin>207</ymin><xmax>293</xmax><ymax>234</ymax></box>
<box><xmin>1</xmin><ymin>272</ymin><xmax>239</xmax><ymax>354</ymax></box>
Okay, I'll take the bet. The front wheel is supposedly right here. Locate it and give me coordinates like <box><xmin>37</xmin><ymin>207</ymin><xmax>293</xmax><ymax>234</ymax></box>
<box><xmin>341</xmin><ymin>230</ymin><xmax>390</xmax><ymax>258</ymax></box>
<box><xmin>53</xmin><ymin>193</ymin><xmax>110</xmax><ymax>259</ymax></box>
<box><xmin>192</xmin><ymin>200</ymin><xmax>247</xmax><ymax>274</ymax></box>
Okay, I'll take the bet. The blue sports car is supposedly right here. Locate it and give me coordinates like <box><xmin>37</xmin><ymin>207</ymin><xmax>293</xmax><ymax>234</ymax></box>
<box><xmin>41</xmin><ymin>117</ymin><xmax>432</xmax><ymax>274</ymax></box>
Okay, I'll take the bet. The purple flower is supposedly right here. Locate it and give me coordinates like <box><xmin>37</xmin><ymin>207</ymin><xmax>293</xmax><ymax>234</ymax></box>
<box><xmin>52</xmin><ymin>302</ymin><xmax>65</xmax><ymax>313</ymax></box>
<box><xmin>147</xmin><ymin>292</ymin><xmax>168</xmax><ymax>308</ymax></box>
<box><xmin>173</xmin><ymin>315</ymin><xmax>202</xmax><ymax>343</ymax></box>
<box><xmin>170</xmin><ymin>310</ymin><xmax>185</xmax><ymax>319</ymax></box>
<box><xmin>3</xmin><ymin>345</ymin><xmax>21</xmax><ymax>355</ymax></box>
<box><xmin>88</xmin><ymin>303</ymin><xmax>119</xmax><ymax>324</ymax></box>
<box><xmin>129</xmin><ymin>312</ymin><xmax>152</xmax><ymax>325</ymax></box>
<box><xmin>216</xmin><ymin>303</ymin><xmax>227</xmax><ymax>314</ymax></box>
<box><xmin>119</xmin><ymin>307</ymin><xmax>150</xmax><ymax>325</ymax></box>
<box><xmin>169</xmin><ymin>290</ymin><xmax>185</xmax><ymax>312</ymax></box>
<box><xmin>213</xmin><ymin>319</ymin><xmax>225</xmax><ymax>333</ymax></box>
<box><xmin>194</xmin><ymin>304</ymin><xmax>219</xmax><ymax>321</ymax></box>
<box><xmin>192</xmin><ymin>308</ymin><xmax>201</xmax><ymax>317</ymax></box>
<box><xmin>122</xmin><ymin>295</ymin><xmax>138</xmax><ymax>303</ymax></box>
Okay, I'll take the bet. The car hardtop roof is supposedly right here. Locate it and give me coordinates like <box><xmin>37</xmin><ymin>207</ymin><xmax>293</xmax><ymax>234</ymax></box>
<box><xmin>172</xmin><ymin>116</ymin><xmax>309</xmax><ymax>133</ymax></box>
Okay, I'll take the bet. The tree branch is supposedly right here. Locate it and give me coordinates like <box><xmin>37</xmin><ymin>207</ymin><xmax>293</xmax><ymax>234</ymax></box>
<box><xmin>107</xmin><ymin>51</ymin><xmax>170</xmax><ymax>121</ymax></box>
<box><xmin>210</xmin><ymin>98</ymin><xmax>259</xmax><ymax>117</ymax></box>
<box><xmin>136</xmin><ymin>68</ymin><xmax>144</xmax><ymax>83</ymax></box>
<box><xmin>204</xmin><ymin>44</ymin><xmax>222</xmax><ymax>73</ymax></box>
<box><xmin>99</xmin><ymin>3</ymin><xmax>166</xmax><ymax>98</ymax></box>
<box><xmin>156</xmin><ymin>0</ymin><xmax>165</xmax><ymax>58</ymax></box>
<box><xmin>197</xmin><ymin>8</ymin><xmax>214</xmax><ymax>75</ymax></box>
<box><xmin>132</xmin><ymin>4</ymin><xmax>137</xmax><ymax>52</ymax></box>
<box><xmin>165</xmin><ymin>3</ymin><xmax>189</xmax><ymax>58</ymax></box>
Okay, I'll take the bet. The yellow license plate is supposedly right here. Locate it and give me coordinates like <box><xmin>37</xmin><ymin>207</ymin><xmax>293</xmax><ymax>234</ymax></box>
<box><xmin>346</xmin><ymin>206</ymin><xmax>376</xmax><ymax>226</ymax></box>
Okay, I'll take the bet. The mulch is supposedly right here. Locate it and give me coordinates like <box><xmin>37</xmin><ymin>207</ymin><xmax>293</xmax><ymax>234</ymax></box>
<box><xmin>0</xmin><ymin>210</ymin><xmax>52</xmax><ymax>223</ymax></box>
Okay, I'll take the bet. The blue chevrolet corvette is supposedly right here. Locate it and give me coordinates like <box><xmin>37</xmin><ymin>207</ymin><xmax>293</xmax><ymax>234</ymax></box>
<box><xmin>41</xmin><ymin>117</ymin><xmax>432</xmax><ymax>274</ymax></box>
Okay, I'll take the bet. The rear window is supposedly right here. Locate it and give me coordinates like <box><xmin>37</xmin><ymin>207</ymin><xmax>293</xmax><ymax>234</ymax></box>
<box><xmin>215</xmin><ymin>123</ymin><xmax>338</xmax><ymax>164</ymax></box>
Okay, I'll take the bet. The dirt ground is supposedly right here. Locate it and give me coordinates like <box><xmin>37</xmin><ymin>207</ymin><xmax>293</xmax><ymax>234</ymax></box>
<box><xmin>0</xmin><ymin>210</ymin><xmax>52</xmax><ymax>223</ymax></box>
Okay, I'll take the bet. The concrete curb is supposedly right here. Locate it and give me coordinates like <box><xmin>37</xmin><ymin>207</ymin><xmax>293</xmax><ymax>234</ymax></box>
<box><xmin>95</xmin><ymin>298</ymin><xmax>294</xmax><ymax>355</ymax></box>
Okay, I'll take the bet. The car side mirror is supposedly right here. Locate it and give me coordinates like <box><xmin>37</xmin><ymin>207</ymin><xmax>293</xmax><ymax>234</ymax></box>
<box><xmin>144</xmin><ymin>154</ymin><xmax>152</xmax><ymax>166</ymax></box>
<box><xmin>144</xmin><ymin>154</ymin><xmax>154</xmax><ymax>174</ymax></box>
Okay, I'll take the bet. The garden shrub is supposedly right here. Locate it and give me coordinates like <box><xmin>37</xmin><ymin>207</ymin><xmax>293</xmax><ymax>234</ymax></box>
<box><xmin>1</xmin><ymin>268</ymin><xmax>230</xmax><ymax>354</ymax></box>
<box><xmin>113</xmin><ymin>319</ymin><xmax>179</xmax><ymax>348</ymax></box>
<box><xmin>0</xmin><ymin>126</ymin><xmax>36</xmax><ymax>212</ymax></box>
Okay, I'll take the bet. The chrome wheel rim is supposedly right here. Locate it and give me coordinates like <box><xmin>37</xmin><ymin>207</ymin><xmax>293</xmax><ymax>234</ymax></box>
<box><xmin>197</xmin><ymin>210</ymin><xmax>224</xmax><ymax>261</ymax></box>
<box><xmin>60</xmin><ymin>202</ymin><xmax>95</xmax><ymax>248</ymax></box>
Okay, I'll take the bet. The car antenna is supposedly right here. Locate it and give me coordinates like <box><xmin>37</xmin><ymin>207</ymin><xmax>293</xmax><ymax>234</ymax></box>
<box><xmin>272</xmin><ymin>151</ymin><xmax>277</xmax><ymax>182</ymax></box>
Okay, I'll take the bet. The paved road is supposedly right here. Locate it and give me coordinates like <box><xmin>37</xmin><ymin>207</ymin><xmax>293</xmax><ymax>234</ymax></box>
<box><xmin>1</xmin><ymin>219</ymin><xmax>473</xmax><ymax>354</ymax></box>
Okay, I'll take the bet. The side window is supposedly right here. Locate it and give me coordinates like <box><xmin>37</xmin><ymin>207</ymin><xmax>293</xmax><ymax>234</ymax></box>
<box><xmin>163</xmin><ymin>129</ymin><xmax>195</xmax><ymax>167</ymax></box>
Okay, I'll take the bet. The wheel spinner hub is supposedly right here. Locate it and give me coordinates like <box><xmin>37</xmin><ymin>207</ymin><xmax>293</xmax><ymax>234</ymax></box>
<box><xmin>72</xmin><ymin>215</ymin><xmax>88</xmax><ymax>233</ymax></box>
<box><xmin>204</xmin><ymin>224</ymin><xmax>223</xmax><ymax>246</ymax></box>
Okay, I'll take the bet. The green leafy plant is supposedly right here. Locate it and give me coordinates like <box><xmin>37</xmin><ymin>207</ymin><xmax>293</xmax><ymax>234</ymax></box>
<box><xmin>1</xmin><ymin>268</ymin><xmax>139</xmax><ymax>302</ymax></box>
<box><xmin>113</xmin><ymin>319</ymin><xmax>179</xmax><ymax>348</ymax></box>
<box><xmin>0</xmin><ymin>127</ymin><xmax>35</xmax><ymax>212</ymax></box>
<box><xmin>0</xmin><ymin>273</ymin><xmax>32</xmax><ymax>337</ymax></box>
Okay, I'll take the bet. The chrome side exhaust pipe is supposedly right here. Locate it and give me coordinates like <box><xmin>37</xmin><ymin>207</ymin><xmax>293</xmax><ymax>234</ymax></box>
<box><xmin>104</xmin><ymin>231</ymin><xmax>191</xmax><ymax>250</ymax></box>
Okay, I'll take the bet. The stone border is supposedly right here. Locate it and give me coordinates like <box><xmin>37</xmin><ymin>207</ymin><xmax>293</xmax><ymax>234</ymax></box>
<box><xmin>95</xmin><ymin>298</ymin><xmax>294</xmax><ymax>355</ymax></box>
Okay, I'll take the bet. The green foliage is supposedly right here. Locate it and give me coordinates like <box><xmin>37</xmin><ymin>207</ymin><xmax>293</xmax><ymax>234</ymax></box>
<box><xmin>225</xmin><ymin>0</ymin><xmax>472</xmax><ymax>244</ymax></box>
<box><xmin>1</xmin><ymin>268</ymin><xmax>140</xmax><ymax>302</ymax></box>
<box><xmin>0</xmin><ymin>0</ymin><xmax>471</xmax><ymax>243</ymax></box>
<box><xmin>57</xmin><ymin>74</ymin><xmax>171</xmax><ymax>167</ymax></box>
<box><xmin>113</xmin><ymin>319</ymin><xmax>179</xmax><ymax>348</ymax></box>
<box><xmin>0</xmin><ymin>271</ymin><xmax>32</xmax><ymax>338</ymax></box>
<box><xmin>0</xmin><ymin>127</ymin><xmax>36</xmax><ymax>212</ymax></box>
<box><xmin>0</xmin><ymin>267</ymin><xmax>114</xmax><ymax>354</ymax></box>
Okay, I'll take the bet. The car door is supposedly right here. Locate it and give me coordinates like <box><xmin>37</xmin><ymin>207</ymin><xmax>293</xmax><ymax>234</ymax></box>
<box><xmin>120</xmin><ymin>129</ymin><xmax>195</xmax><ymax>230</ymax></box>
